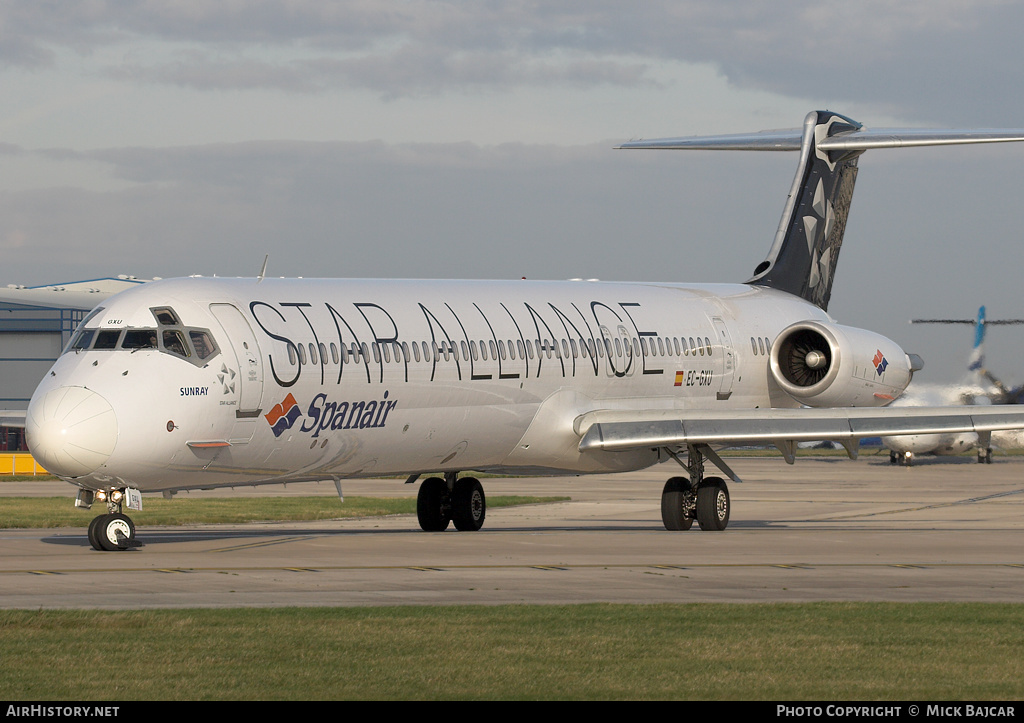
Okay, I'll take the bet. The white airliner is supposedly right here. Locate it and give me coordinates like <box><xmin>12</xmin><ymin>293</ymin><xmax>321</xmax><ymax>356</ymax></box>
<box><xmin>22</xmin><ymin>110</ymin><xmax>1024</xmax><ymax>551</ymax></box>
<box><xmin>883</xmin><ymin>306</ymin><xmax>1024</xmax><ymax>465</ymax></box>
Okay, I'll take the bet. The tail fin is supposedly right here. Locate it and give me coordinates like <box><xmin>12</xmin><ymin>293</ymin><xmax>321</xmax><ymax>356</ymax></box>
<box><xmin>969</xmin><ymin>306</ymin><xmax>987</xmax><ymax>374</ymax></box>
<box><xmin>619</xmin><ymin>111</ymin><xmax>1024</xmax><ymax>311</ymax></box>
<box><xmin>745</xmin><ymin>111</ymin><xmax>861</xmax><ymax>310</ymax></box>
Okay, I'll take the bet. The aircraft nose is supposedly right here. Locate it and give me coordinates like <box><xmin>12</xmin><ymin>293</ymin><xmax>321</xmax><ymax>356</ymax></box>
<box><xmin>26</xmin><ymin>386</ymin><xmax>118</xmax><ymax>477</ymax></box>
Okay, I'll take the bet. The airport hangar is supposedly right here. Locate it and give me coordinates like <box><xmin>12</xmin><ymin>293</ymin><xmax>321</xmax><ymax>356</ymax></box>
<box><xmin>0</xmin><ymin>277</ymin><xmax>148</xmax><ymax>457</ymax></box>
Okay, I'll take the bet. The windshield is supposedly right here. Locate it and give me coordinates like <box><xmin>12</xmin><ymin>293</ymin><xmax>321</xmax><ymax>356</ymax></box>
<box><xmin>63</xmin><ymin>306</ymin><xmax>220</xmax><ymax>365</ymax></box>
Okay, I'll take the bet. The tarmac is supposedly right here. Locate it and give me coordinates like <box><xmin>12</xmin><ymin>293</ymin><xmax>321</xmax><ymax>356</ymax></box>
<box><xmin>0</xmin><ymin>452</ymin><xmax>1022</xmax><ymax>609</ymax></box>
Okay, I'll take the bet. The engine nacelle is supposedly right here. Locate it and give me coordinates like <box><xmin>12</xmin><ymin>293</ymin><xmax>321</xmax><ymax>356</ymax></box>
<box><xmin>769</xmin><ymin>321</ymin><xmax>916</xmax><ymax>407</ymax></box>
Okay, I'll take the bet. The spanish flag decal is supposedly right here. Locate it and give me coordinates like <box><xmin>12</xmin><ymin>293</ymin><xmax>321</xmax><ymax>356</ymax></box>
<box><xmin>674</xmin><ymin>371</ymin><xmax>684</xmax><ymax>387</ymax></box>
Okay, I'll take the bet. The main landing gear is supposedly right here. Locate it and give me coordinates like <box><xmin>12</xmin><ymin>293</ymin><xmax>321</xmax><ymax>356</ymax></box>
<box><xmin>660</xmin><ymin>444</ymin><xmax>732</xmax><ymax>531</ymax></box>
<box><xmin>890</xmin><ymin>450</ymin><xmax>914</xmax><ymax>466</ymax></box>
<box><xmin>416</xmin><ymin>472</ymin><xmax>486</xmax><ymax>532</ymax></box>
<box><xmin>79</xmin><ymin>488</ymin><xmax>140</xmax><ymax>551</ymax></box>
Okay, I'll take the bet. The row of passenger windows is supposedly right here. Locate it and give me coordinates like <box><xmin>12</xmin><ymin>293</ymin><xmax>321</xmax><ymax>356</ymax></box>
<box><xmin>287</xmin><ymin>335</ymin><xmax>716</xmax><ymax>366</ymax></box>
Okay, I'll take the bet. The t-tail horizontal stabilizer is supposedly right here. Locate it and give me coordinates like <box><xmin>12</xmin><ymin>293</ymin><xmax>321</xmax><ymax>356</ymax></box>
<box><xmin>619</xmin><ymin>111</ymin><xmax>1024</xmax><ymax>311</ymax></box>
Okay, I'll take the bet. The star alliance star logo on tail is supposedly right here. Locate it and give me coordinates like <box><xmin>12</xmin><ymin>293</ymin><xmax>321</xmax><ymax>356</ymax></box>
<box><xmin>265</xmin><ymin>393</ymin><xmax>302</xmax><ymax>437</ymax></box>
<box><xmin>873</xmin><ymin>349</ymin><xmax>888</xmax><ymax>376</ymax></box>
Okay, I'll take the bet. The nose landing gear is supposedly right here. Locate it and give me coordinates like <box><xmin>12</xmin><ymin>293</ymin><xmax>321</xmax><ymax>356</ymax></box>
<box><xmin>87</xmin><ymin>512</ymin><xmax>137</xmax><ymax>551</ymax></box>
<box><xmin>79</xmin><ymin>488</ymin><xmax>140</xmax><ymax>551</ymax></box>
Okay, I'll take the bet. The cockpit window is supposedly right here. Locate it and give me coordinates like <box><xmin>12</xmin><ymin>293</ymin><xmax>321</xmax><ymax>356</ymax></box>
<box><xmin>60</xmin><ymin>304</ymin><xmax>220</xmax><ymax>366</ymax></box>
<box><xmin>122</xmin><ymin>330</ymin><xmax>158</xmax><ymax>350</ymax></box>
<box><xmin>162</xmin><ymin>330</ymin><xmax>190</xmax><ymax>358</ymax></box>
<box><xmin>93</xmin><ymin>330</ymin><xmax>121</xmax><ymax>350</ymax></box>
<box><xmin>189</xmin><ymin>330</ymin><xmax>216</xmax><ymax>360</ymax></box>
<box><xmin>70</xmin><ymin>329</ymin><xmax>96</xmax><ymax>351</ymax></box>
<box><xmin>152</xmin><ymin>307</ymin><xmax>181</xmax><ymax>326</ymax></box>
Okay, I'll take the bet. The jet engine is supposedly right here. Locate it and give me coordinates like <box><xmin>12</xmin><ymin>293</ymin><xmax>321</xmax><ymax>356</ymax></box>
<box><xmin>769</xmin><ymin>321</ymin><xmax>919</xmax><ymax>407</ymax></box>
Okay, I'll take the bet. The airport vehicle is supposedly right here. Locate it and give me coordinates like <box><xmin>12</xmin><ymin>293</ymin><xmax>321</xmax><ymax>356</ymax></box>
<box><xmin>884</xmin><ymin>306</ymin><xmax>1024</xmax><ymax>465</ymax></box>
<box><xmin>22</xmin><ymin>110</ymin><xmax>1024</xmax><ymax>550</ymax></box>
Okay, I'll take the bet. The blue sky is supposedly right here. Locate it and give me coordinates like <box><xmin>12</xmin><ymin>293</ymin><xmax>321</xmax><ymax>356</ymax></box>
<box><xmin>2</xmin><ymin>1</ymin><xmax>1024</xmax><ymax>383</ymax></box>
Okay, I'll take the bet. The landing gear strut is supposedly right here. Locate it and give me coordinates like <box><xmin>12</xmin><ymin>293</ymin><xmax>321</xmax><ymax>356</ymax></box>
<box><xmin>890</xmin><ymin>450</ymin><xmax>913</xmax><ymax>466</ymax></box>
<box><xmin>660</xmin><ymin>444</ymin><xmax>732</xmax><ymax>531</ymax></box>
<box><xmin>84</xmin><ymin>489</ymin><xmax>139</xmax><ymax>551</ymax></box>
<box><xmin>416</xmin><ymin>473</ymin><xmax>486</xmax><ymax>532</ymax></box>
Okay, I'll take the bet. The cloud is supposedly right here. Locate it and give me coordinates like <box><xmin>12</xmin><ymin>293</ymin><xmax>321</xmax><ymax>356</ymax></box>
<box><xmin>4</xmin><ymin>1</ymin><xmax>1020</xmax><ymax>121</ymax></box>
<box><xmin>3</xmin><ymin>1</ymin><xmax>1024</xmax><ymax>385</ymax></box>
<box><xmin>2</xmin><ymin>134</ymin><xmax>1023</xmax><ymax>382</ymax></box>
<box><xmin>108</xmin><ymin>47</ymin><xmax>654</xmax><ymax>96</ymax></box>
<box><xmin>0</xmin><ymin>138</ymin><xmax>785</xmax><ymax>281</ymax></box>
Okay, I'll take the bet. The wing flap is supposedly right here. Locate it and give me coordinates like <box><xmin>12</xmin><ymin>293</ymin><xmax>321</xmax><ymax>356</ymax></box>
<box><xmin>576</xmin><ymin>406</ymin><xmax>1024</xmax><ymax>453</ymax></box>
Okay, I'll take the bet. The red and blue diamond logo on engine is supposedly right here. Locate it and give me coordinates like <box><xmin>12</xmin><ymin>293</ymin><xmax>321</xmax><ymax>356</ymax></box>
<box><xmin>873</xmin><ymin>350</ymin><xmax>888</xmax><ymax>376</ymax></box>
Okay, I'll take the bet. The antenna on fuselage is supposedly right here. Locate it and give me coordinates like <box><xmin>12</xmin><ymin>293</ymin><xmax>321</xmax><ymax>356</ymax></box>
<box><xmin>257</xmin><ymin>254</ymin><xmax>269</xmax><ymax>283</ymax></box>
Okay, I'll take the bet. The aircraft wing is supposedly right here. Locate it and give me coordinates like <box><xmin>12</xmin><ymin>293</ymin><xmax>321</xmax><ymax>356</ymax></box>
<box><xmin>0</xmin><ymin>411</ymin><xmax>26</xmax><ymax>429</ymax></box>
<box><xmin>0</xmin><ymin>278</ymin><xmax>154</xmax><ymax>311</ymax></box>
<box><xmin>577</xmin><ymin>405</ymin><xmax>1024</xmax><ymax>456</ymax></box>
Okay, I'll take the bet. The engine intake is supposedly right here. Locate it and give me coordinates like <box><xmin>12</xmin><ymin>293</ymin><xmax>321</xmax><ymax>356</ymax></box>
<box><xmin>769</xmin><ymin>321</ymin><xmax>914</xmax><ymax>407</ymax></box>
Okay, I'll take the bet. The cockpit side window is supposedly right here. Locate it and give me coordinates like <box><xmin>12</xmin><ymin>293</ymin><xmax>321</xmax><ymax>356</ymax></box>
<box><xmin>146</xmin><ymin>306</ymin><xmax>221</xmax><ymax>364</ymax></box>
<box><xmin>189</xmin><ymin>330</ymin><xmax>216</xmax><ymax>360</ymax></box>
<box><xmin>69</xmin><ymin>329</ymin><xmax>96</xmax><ymax>351</ymax></box>
<box><xmin>63</xmin><ymin>307</ymin><xmax>106</xmax><ymax>354</ymax></box>
<box><xmin>162</xmin><ymin>330</ymin><xmax>190</xmax><ymax>358</ymax></box>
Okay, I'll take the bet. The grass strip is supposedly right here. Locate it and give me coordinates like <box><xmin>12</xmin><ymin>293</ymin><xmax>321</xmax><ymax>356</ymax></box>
<box><xmin>0</xmin><ymin>603</ymin><xmax>1022</xmax><ymax>700</ymax></box>
<box><xmin>0</xmin><ymin>495</ymin><xmax>565</xmax><ymax>528</ymax></box>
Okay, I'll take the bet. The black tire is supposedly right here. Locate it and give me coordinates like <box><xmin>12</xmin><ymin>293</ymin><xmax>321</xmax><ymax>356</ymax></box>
<box><xmin>695</xmin><ymin>477</ymin><xmax>730</xmax><ymax>531</ymax></box>
<box><xmin>451</xmin><ymin>477</ymin><xmax>486</xmax><ymax>531</ymax></box>
<box><xmin>97</xmin><ymin>513</ymin><xmax>135</xmax><ymax>551</ymax></box>
<box><xmin>660</xmin><ymin>477</ymin><xmax>694</xmax><ymax>531</ymax></box>
<box><xmin>87</xmin><ymin>514</ymin><xmax>106</xmax><ymax>551</ymax></box>
<box><xmin>417</xmin><ymin>477</ymin><xmax>451</xmax><ymax>532</ymax></box>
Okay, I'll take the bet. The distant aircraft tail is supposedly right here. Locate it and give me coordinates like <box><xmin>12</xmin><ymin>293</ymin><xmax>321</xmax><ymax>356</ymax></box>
<box><xmin>911</xmin><ymin>306</ymin><xmax>1024</xmax><ymax>399</ymax></box>
<box><xmin>969</xmin><ymin>306</ymin><xmax>987</xmax><ymax>374</ymax></box>
<box><xmin>619</xmin><ymin>111</ymin><xmax>1024</xmax><ymax>311</ymax></box>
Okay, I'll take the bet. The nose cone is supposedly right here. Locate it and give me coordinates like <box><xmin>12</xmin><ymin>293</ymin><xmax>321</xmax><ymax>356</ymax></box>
<box><xmin>27</xmin><ymin>386</ymin><xmax>118</xmax><ymax>477</ymax></box>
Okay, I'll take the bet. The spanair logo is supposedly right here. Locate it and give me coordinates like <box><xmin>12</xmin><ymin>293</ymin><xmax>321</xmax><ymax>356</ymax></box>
<box><xmin>264</xmin><ymin>391</ymin><xmax>399</xmax><ymax>439</ymax></box>
<box><xmin>265</xmin><ymin>393</ymin><xmax>302</xmax><ymax>437</ymax></box>
<box><xmin>873</xmin><ymin>350</ymin><xmax>888</xmax><ymax>376</ymax></box>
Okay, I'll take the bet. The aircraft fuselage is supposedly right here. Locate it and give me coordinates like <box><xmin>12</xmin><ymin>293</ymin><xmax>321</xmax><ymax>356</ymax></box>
<box><xmin>28</xmin><ymin>275</ymin><xmax>883</xmax><ymax>494</ymax></box>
